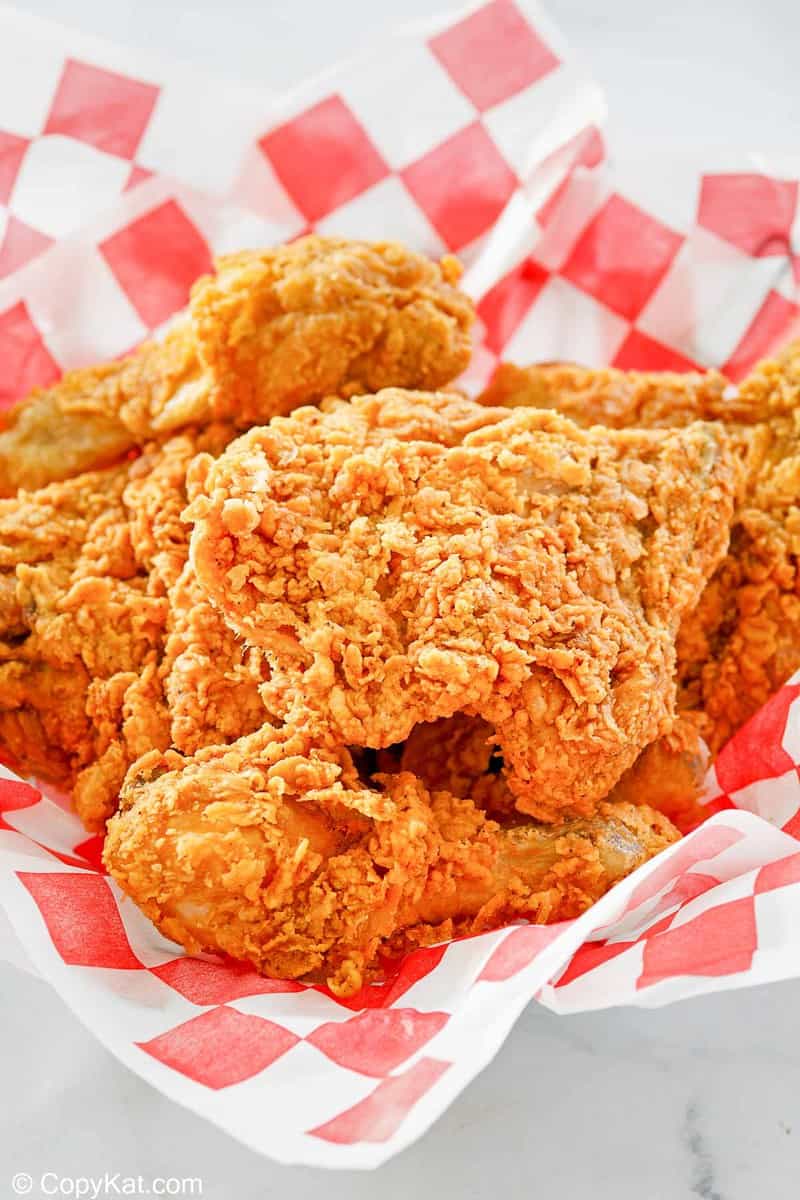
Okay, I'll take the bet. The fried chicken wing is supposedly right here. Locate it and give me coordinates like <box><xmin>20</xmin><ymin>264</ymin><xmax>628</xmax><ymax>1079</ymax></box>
<box><xmin>0</xmin><ymin>238</ymin><xmax>474</xmax><ymax>495</ymax></box>
<box><xmin>188</xmin><ymin>390</ymin><xmax>737</xmax><ymax>821</ymax></box>
<box><xmin>480</xmin><ymin>344</ymin><xmax>800</xmax><ymax>755</ymax></box>
<box><xmin>104</xmin><ymin>723</ymin><xmax>679</xmax><ymax>996</ymax></box>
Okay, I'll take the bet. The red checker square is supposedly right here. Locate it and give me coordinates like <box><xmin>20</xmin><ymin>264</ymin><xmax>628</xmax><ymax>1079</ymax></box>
<box><xmin>71</xmin><ymin>835</ymin><xmax>106</xmax><ymax>874</ymax></box>
<box><xmin>715</xmin><ymin>683</ymin><xmax>800</xmax><ymax>795</ymax></box>
<box><xmin>536</xmin><ymin>126</ymin><xmax>605</xmax><ymax>229</ymax></box>
<box><xmin>478</xmin><ymin>923</ymin><xmax>569</xmax><ymax>982</ymax></box>
<box><xmin>477</xmin><ymin>257</ymin><xmax>549</xmax><ymax>354</ymax></box>
<box><xmin>100</xmin><ymin>199</ymin><xmax>213</xmax><ymax>329</ymax></box>
<box><xmin>556</xmin><ymin>938</ymin><xmax>633</xmax><ymax>987</ymax></box>
<box><xmin>783</xmin><ymin>808</ymin><xmax>800</xmax><ymax>840</ymax></box>
<box><xmin>638</xmin><ymin>896</ymin><xmax>757</xmax><ymax>989</ymax></box>
<box><xmin>137</xmin><ymin>1005</ymin><xmax>298</xmax><ymax>1089</ymax></box>
<box><xmin>723</xmin><ymin>290</ymin><xmax>800</xmax><ymax>383</ymax></box>
<box><xmin>624</xmin><ymin>825</ymin><xmax>743</xmax><ymax>913</ymax></box>
<box><xmin>0</xmin><ymin>216</ymin><xmax>52</xmax><ymax>279</ymax></box>
<box><xmin>562</xmin><ymin>194</ymin><xmax>684</xmax><ymax>321</ymax></box>
<box><xmin>698</xmin><ymin>173</ymin><xmax>799</xmax><ymax>258</ymax></box>
<box><xmin>655</xmin><ymin>872</ymin><xmax>721</xmax><ymax>912</ymax></box>
<box><xmin>308</xmin><ymin>1008</ymin><xmax>448</xmax><ymax>1077</ymax></box>
<box><xmin>0</xmin><ymin>778</ymin><xmax>41</xmax><ymax>813</ymax></box>
<box><xmin>314</xmin><ymin>943</ymin><xmax>448</xmax><ymax>1011</ymax></box>
<box><xmin>401</xmin><ymin>121</ymin><xmax>517</xmax><ymax>252</ymax></box>
<box><xmin>153</xmin><ymin>955</ymin><xmax>303</xmax><ymax>1005</ymax></box>
<box><xmin>755</xmin><ymin>851</ymin><xmax>800</xmax><ymax>895</ymax></box>
<box><xmin>0</xmin><ymin>301</ymin><xmax>60</xmax><ymax>410</ymax></box>
<box><xmin>429</xmin><ymin>0</ymin><xmax>559</xmax><ymax>113</ymax></box>
<box><xmin>0</xmin><ymin>131</ymin><xmax>29</xmax><ymax>206</ymax></box>
<box><xmin>260</xmin><ymin>95</ymin><xmax>389</xmax><ymax>224</ymax></box>
<box><xmin>310</xmin><ymin>1056</ymin><xmax>450</xmax><ymax>1144</ymax></box>
<box><xmin>44</xmin><ymin>59</ymin><xmax>160</xmax><ymax>159</ymax></box>
<box><xmin>17</xmin><ymin>872</ymin><xmax>140</xmax><ymax>969</ymax></box>
<box><xmin>613</xmin><ymin>328</ymin><xmax>700</xmax><ymax>372</ymax></box>
<box><xmin>125</xmin><ymin>164</ymin><xmax>154</xmax><ymax>192</ymax></box>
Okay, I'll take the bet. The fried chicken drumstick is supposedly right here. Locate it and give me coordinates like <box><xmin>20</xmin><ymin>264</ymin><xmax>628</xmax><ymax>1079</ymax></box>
<box><xmin>0</xmin><ymin>238</ymin><xmax>474</xmax><ymax>495</ymax></box>
<box><xmin>104</xmin><ymin>723</ymin><xmax>679</xmax><ymax>996</ymax></box>
<box><xmin>188</xmin><ymin>390</ymin><xmax>737</xmax><ymax>821</ymax></box>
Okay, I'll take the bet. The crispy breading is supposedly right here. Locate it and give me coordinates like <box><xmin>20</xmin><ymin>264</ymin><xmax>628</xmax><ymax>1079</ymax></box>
<box><xmin>480</xmin><ymin>344</ymin><xmax>800</xmax><ymax>753</ymax></box>
<box><xmin>188</xmin><ymin>390</ymin><xmax>737</xmax><ymax>820</ymax></box>
<box><xmin>479</xmin><ymin>361</ymin><xmax>734</xmax><ymax>427</ymax></box>
<box><xmin>0</xmin><ymin>238</ymin><xmax>474</xmax><ymax>495</ymax></box>
<box><xmin>399</xmin><ymin>711</ymin><xmax>710</xmax><ymax>832</ymax></box>
<box><xmin>0</xmin><ymin>323</ymin><xmax>203</xmax><ymax>496</ymax></box>
<box><xmin>0</xmin><ymin>426</ymin><xmax>269</xmax><ymax>830</ymax></box>
<box><xmin>104</xmin><ymin>723</ymin><xmax>679</xmax><ymax>996</ymax></box>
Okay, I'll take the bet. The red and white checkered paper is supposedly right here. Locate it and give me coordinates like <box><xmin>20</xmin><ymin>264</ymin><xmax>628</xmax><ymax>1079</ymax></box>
<box><xmin>2</xmin><ymin>0</ymin><xmax>800</xmax><ymax>1170</ymax></box>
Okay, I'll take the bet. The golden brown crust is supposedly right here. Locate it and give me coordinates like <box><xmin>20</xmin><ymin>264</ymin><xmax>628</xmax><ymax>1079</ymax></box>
<box><xmin>188</xmin><ymin>390</ymin><xmax>737</xmax><ymax>820</ymax></box>
<box><xmin>0</xmin><ymin>238</ymin><xmax>474</xmax><ymax>495</ymax></box>
<box><xmin>0</xmin><ymin>425</ymin><xmax>269</xmax><ymax>830</ymax></box>
<box><xmin>482</xmin><ymin>345</ymin><xmax>800</xmax><ymax>754</ymax></box>
<box><xmin>192</xmin><ymin>238</ymin><xmax>474</xmax><ymax>423</ymax></box>
<box><xmin>104</xmin><ymin>723</ymin><xmax>679</xmax><ymax>996</ymax></box>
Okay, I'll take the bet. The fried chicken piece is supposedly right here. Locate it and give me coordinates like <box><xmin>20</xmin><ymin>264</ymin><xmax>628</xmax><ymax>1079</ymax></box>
<box><xmin>0</xmin><ymin>425</ymin><xmax>270</xmax><ymax>830</ymax></box>
<box><xmin>104</xmin><ymin>722</ymin><xmax>680</xmax><ymax>996</ymax></box>
<box><xmin>188</xmin><ymin>390</ymin><xmax>737</xmax><ymax>821</ymax></box>
<box><xmin>0</xmin><ymin>238</ymin><xmax>474</xmax><ymax>495</ymax></box>
<box><xmin>479</xmin><ymin>361</ymin><xmax>735</xmax><ymax>427</ymax></box>
<box><xmin>0</xmin><ymin>462</ymin><xmax>154</xmax><ymax>788</ymax></box>
<box><xmin>192</xmin><ymin>238</ymin><xmax>474</xmax><ymax>424</ymax></box>
<box><xmin>399</xmin><ymin>711</ymin><xmax>710</xmax><ymax>832</ymax></box>
<box><xmin>397</xmin><ymin>714</ymin><xmax>513</xmax><ymax>817</ymax></box>
<box><xmin>481</xmin><ymin>343</ymin><xmax>800</xmax><ymax>754</ymax></box>
<box><xmin>0</xmin><ymin>323</ymin><xmax>203</xmax><ymax>496</ymax></box>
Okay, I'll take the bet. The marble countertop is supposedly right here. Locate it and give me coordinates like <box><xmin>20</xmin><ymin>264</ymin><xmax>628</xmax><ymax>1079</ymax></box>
<box><xmin>3</xmin><ymin>0</ymin><xmax>800</xmax><ymax>1194</ymax></box>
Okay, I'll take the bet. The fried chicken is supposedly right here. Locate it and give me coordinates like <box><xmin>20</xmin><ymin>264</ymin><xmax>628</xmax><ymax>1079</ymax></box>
<box><xmin>479</xmin><ymin>343</ymin><xmax>800</xmax><ymax>756</ymax></box>
<box><xmin>0</xmin><ymin>238</ymin><xmax>474</xmax><ymax>495</ymax></box>
<box><xmin>0</xmin><ymin>322</ymin><xmax>203</xmax><ymax>496</ymax></box>
<box><xmin>187</xmin><ymin>389</ymin><xmax>737</xmax><ymax>821</ymax></box>
<box><xmin>397</xmin><ymin>710</ymin><xmax>710</xmax><ymax>833</ymax></box>
<box><xmin>104</xmin><ymin>722</ymin><xmax>679</xmax><ymax>996</ymax></box>
<box><xmin>479</xmin><ymin>361</ymin><xmax>735</xmax><ymax>427</ymax></box>
<box><xmin>0</xmin><ymin>426</ymin><xmax>269</xmax><ymax>830</ymax></box>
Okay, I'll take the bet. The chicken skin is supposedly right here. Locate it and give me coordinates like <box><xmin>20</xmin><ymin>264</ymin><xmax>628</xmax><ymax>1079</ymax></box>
<box><xmin>188</xmin><ymin>390</ymin><xmax>737</xmax><ymax>821</ymax></box>
<box><xmin>478</xmin><ymin>343</ymin><xmax>800</xmax><ymax>756</ymax></box>
<box><xmin>0</xmin><ymin>238</ymin><xmax>474</xmax><ymax>495</ymax></box>
<box><xmin>104</xmin><ymin>722</ymin><xmax>679</xmax><ymax>997</ymax></box>
<box><xmin>0</xmin><ymin>426</ymin><xmax>269</xmax><ymax>830</ymax></box>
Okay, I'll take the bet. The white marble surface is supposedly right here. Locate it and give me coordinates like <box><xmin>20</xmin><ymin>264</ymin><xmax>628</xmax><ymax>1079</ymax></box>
<box><xmin>3</xmin><ymin>0</ymin><xmax>800</xmax><ymax>1193</ymax></box>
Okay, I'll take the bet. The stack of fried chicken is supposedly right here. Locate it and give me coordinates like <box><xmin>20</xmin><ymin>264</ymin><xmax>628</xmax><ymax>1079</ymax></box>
<box><xmin>1</xmin><ymin>235</ymin><xmax>797</xmax><ymax>996</ymax></box>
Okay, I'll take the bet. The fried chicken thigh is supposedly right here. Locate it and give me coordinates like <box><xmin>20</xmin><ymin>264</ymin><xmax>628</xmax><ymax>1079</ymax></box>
<box><xmin>104</xmin><ymin>723</ymin><xmax>679</xmax><ymax>996</ymax></box>
<box><xmin>0</xmin><ymin>238</ymin><xmax>474</xmax><ymax>495</ymax></box>
<box><xmin>188</xmin><ymin>390</ymin><xmax>737</xmax><ymax>821</ymax></box>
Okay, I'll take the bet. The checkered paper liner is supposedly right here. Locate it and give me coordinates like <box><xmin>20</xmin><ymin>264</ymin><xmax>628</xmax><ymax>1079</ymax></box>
<box><xmin>2</xmin><ymin>0</ymin><xmax>800</xmax><ymax>1170</ymax></box>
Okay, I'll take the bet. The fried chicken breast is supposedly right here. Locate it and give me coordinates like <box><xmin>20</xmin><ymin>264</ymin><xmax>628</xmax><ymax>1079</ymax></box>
<box><xmin>188</xmin><ymin>390</ymin><xmax>737</xmax><ymax>821</ymax></box>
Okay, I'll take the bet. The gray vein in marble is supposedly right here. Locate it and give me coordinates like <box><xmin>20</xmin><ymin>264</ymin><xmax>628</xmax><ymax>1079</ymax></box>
<box><xmin>684</xmin><ymin>1102</ymin><xmax>724</xmax><ymax>1200</ymax></box>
